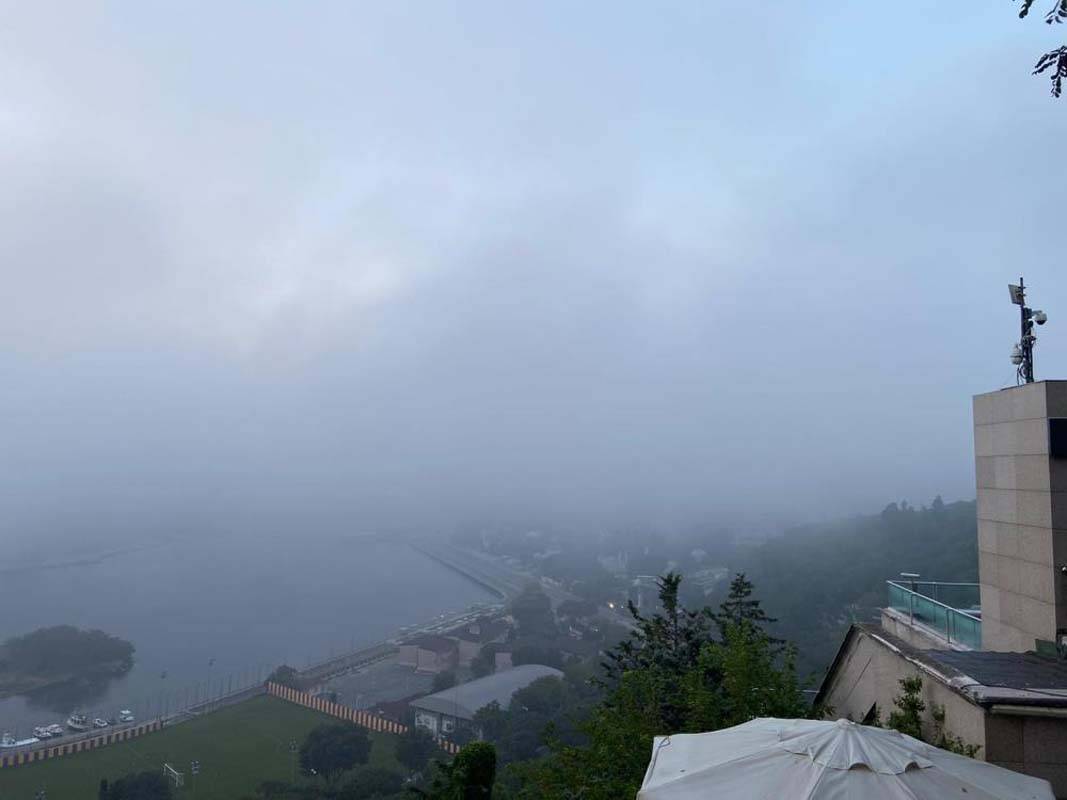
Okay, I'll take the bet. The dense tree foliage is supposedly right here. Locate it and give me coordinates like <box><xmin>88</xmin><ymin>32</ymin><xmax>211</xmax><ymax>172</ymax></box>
<box><xmin>396</xmin><ymin>726</ymin><xmax>439</xmax><ymax>775</ymax></box>
<box><xmin>508</xmin><ymin>586</ymin><xmax>557</xmax><ymax>640</ymax></box>
<box><xmin>339</xmin><ymin>766</ymin><xmax>405</xmax><ymax>798</ymax></box>
<box><xmin>504</xmin><ymin>574</ymin><xmax>805</xmax><ymax>799</ymax></box>
<box><xmin>418</xmin><ymin>742</ymin><xmax>497</xmax><ymax>799</ymax></box>
<box><xmin>243</xmin><ymin>762</ymin><xmax>405</xmax><ymax>798</ymax></box>
<box><xmin>723</xmin><ymin>499</ymin><xmax>977</xmax><ymax>676</ymax></box>
<box><xmin>601</xmin><ymin>573</ymin><xmax>716</xmax><ymax>720</ymax></box>
<box><xmin>299</xmin><ymin>723</ymin><xmax>371</xmax><ymax>783</ymax></box>
<box><xmin>470</xmin><ymin>672</ymin><xmax>600</xmax><ymax>767</ymax></box>
<box><xmin>266</xmin><ymin>664</ymin><xmax>300</xmax><ymax>688</ymax></box>
<box><xmin>99</xmin><ymin>771</ymin><xmax>172</xmax><ymax>800</ymax></box>
<box><xmin>244</xmin><ymin>766</ymin><xmax>406</xmax><ymax>800</ymax></box>
<box><xmin>1</xmin><ymin>625</ymin><xmax>134</xmax><ymax>678</ymax></box>
<box><xmin>470</xmin><ymin>646</ymin><xmax>497</xmax><ymax>678</ymax></box>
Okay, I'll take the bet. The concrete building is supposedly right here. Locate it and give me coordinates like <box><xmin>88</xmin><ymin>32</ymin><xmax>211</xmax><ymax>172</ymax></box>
<box><xmin>396</xmin><ymin>635</ymin><xmax>459</xmax><ymax>674</ymax></box>
<box><xmin>443</xmin><ymin>616</ymin><xmax>510</xmax><ymax>667</ymax></box>
<box><xmin>817</xmin><ymin>624</ymin><xmax>1067</xmax><ymax>795</ymax></box>
<box><xmin>974</xmin><ymin>380</ymin><xmax>1067</xmax><ymax>653</ymax></box>
<box><xmin>410</xmin><ymin>664</ymin><xmax>562</xmax><ymax>737</ymax></box>
<box><xmin>819</xmin><ymin>382</ymin><xmax>1067</xmax><ymax>798</ymax></box>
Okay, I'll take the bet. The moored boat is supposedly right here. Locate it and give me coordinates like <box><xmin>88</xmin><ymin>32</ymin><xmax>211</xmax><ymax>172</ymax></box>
<box><xmin>1</xmin><ymin>732</ymin><xmax>41</xmax><ymax>748</ymax></box>
<box><xmin>66</xmin><ymin>713</ymin><xmax>90</xmax><ymax>732</ymax></box>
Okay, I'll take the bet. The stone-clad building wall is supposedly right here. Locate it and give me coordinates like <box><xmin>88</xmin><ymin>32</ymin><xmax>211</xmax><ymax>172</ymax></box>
<box><xmin>974</xmin><ymin>381</ymin><xmax>1067</xmax><ymax>652</ymax></box>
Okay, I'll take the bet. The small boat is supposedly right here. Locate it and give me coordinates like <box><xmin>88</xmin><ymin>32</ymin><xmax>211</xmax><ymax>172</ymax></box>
<box><xmin>32</xmin><ymin>726</ymin><xmax>51</xmax><ymax>739</ymax></box>
<box><xmin>46</xmin><ymin>724</ymin><xmax>65</xmax><ymax>738</ymax></box>
<box><xmin>66</xmin><ymin>713</ymin><xmax>90</xmax><ymax>732</ymax></box>
<box><xmin>1</xmin><ymin>732</ymin><xmax>40</xmax><ymax>748</ymax></box>
<box><xmin>92</xmin><ymin>718</ymin><xmax>109</xmax><ymax>729</ymax></box>
<box><xmin>118</xmin><ymin>710</ymin><xmax>134</xmax><ymax>724</ymax></box>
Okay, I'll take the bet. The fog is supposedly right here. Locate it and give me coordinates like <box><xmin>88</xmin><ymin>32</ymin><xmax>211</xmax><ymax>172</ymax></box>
<box><xmin>1</xmin><ymin>3</ymin><xmax>1065</xmax><ymax>546</ymax></box>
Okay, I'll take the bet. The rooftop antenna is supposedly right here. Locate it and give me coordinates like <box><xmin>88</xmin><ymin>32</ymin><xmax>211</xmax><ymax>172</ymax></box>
<box><xmin>1009</xmin><ymin>277</ymin><xmax>1048</xmax><ymax>384</ymax></box>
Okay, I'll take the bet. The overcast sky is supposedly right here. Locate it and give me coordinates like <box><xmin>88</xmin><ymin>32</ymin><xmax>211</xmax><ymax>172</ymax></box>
<box><xmin>1</xmin><ymin>2</ymin><xmax>1065</xmax><ymax>542</ymax></box>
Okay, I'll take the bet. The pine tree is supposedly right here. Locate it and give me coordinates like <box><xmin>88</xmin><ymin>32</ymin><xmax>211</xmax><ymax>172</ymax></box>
<box><xmin>716</xmin><ymin>573</ymin><xmax>776</xmax><ymax>631</ymax></box>
<box><xmin>601</xmin><ymin>572</ymin><xmax>715</xmax><ymax>683</ymax></box>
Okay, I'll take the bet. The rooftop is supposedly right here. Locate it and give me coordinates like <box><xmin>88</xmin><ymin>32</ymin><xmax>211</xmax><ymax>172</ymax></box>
<box><xmin>931</xmin><ymin>649</ymin><xmax>1067</xmax><ymax>706</ymax></box>
<box><xmin>409</xmin><ymin>664</ymin><xmax>563</xmax><ymax>720</ymax></box>
<box><xmin>445</xmin><ymin>616</ymin><xmax>510</xmax><ymax>644</ymax></box>
<box><xmin>402</xmin><ymin>634</ymin><xmax>458</xmax><ymax>654</ymax></box>
<box><xmin>817</xmin><ymin>624</ymin><xmax>1067</xmax><ymax>709</ymax></box>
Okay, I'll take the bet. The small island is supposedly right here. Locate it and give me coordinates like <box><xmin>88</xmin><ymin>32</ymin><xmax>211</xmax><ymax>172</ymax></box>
<box><xmin>0</xmin><ymin>625</ymin><xmax>135</xmax><ymax>699</ymax></box>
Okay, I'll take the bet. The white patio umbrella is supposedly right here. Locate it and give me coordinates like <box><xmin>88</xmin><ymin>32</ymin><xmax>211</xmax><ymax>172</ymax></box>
<box><xmin>637</xmin><ymin>718</ymin><xmax>1053</xmax><ymax>800</ymax></box>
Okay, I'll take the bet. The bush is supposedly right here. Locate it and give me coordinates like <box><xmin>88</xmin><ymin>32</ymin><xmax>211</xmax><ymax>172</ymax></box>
<box><xmin>299</xmin><ymin>723</ymin><xmax>371</xmax><ymax>782</ymax></box>
<box><xmin>341</xmin><ymin>766</ymin><xmax>404</xmax><ymax>798</ymax></box>
<box><xmin>101</xmin><ymin>771</ymin><xmax>172</xmax><ymax>800</ymax></box>
<box><xmin>266</xmin><ymin>665</ymin><xmax>300</xmax><ymax>688</ymax></box>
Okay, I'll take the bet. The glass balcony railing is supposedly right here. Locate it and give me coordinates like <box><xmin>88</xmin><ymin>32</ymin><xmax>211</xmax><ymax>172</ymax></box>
<box><xmin>886</xmin><ymin>580</ymin><xmax>981</xmax><ymax>649</ymax></box>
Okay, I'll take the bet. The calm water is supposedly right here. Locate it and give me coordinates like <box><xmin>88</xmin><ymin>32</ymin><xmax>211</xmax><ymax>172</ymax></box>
<box><xmin>0</xmin><ymin>534</ymin><xmax>493</xmax><ymax>735</ymax></box>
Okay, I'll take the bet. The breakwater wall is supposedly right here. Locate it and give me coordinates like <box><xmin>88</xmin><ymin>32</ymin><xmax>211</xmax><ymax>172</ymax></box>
<box><xmin>299</xmin><ymin>641</ymin><xmax>397</xmax><ymax>688</ymax></box>
<box><xmin>0</xmin><ymin>718</ymin><xmax>167</xmax><ymax>770</ymax></box>
<box><xmin>0</xmin><ymin>681</ymin><xmax>271</xmax><ymax>771</ymax></box>
<box><xmin>410</xmin><ymin>544</ymin><xmax>525</xmax><ymax>600</ymax></box>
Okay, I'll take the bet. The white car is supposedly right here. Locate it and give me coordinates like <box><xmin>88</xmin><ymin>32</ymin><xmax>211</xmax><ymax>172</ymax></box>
<box><xmin>92</xmin><ymin>718</ymin><xmax>109</xmax><ymax>729</ymax></box>
<box><xmin>118</xmin><ymin>710</ymin><xmax>134</xmax><ymax>723</ymax></box>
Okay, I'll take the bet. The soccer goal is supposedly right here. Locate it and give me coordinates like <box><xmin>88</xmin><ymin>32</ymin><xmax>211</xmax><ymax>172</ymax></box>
<box><xmin>163</xmin><ymin>762</ymin><xmax>185</xmax><ymax>788</ymax></box>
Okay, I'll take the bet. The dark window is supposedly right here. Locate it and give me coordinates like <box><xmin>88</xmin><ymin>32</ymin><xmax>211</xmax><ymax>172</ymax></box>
<box><xmin>1051</xmin><ymin>419</ymin><xmax>1067</xmax><ymax>459</ymax></box>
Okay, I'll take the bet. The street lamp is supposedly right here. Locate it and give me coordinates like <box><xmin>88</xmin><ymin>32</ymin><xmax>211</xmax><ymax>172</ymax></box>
<box><xmin>1008</xmin><ymin>277</ymin><xmax>1048</xmax><ymax>384</ymax></box>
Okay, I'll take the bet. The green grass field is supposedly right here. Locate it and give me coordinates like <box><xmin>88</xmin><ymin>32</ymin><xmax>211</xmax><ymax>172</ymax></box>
<box><xmin>0</xmin><ymin>696</ymin><xmax>401</xmax><ymax>800</ymax></box>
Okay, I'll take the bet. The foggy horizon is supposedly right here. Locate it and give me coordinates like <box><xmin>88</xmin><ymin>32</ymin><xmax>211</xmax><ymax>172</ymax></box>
<box><xmin>3</xmin><ymin>3</ymin><xmax>1066</xmax><ymax>546</ymax></box>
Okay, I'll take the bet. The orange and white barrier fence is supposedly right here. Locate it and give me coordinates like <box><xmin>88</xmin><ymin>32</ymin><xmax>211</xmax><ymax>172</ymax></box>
<box><xmin>265</xmin><ymin>682</ymin><xmax>459</xmax><ymax>754</ymax></box>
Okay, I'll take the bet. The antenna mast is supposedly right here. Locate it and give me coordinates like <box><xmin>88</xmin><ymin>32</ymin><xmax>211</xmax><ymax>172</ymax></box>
<box><xmin>1009</xmin><ymin>277</ymin><xmax>1048</xmax><ymax>384</ymax></box>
